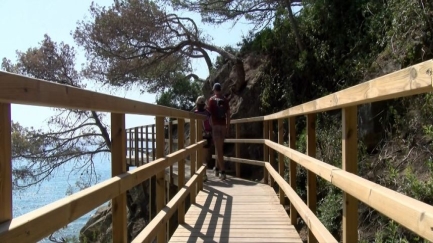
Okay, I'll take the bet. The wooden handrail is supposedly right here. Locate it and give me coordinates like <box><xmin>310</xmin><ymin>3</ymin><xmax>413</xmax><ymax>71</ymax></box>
<box><xmin>265</xmin><ymin>163</ymin><xmax>337</xmax><ymax>243</ymax></box>
<box><xmin>265</xmin><ymin>139</ymin><xmax>433</xmax><ymax>241</ymax></box>
<box><xmin>132</xmin><ymin>166</ymin><xmax>206</xmax><ymax>243</ymax></box>
<box><xmin>0</xmin><ymin>141</ymin><xmax>205</xmax><ymax>242</ymax></box>
<box><xmin>0</xmin><ymin>71</ymin><xmax>205</xmax><ymax>120</ymax></box>
<box><xmin>228</xmin><ymin>60</ymin><xmax>433</xmax><ymax>123</ymax></box>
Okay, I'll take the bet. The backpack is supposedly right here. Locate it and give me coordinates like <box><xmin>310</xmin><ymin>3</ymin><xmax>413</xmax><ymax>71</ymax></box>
<box><xmin>211</xmin><ymin>96</ymin><xmax>227</xmax><ymax>120</ymax></box>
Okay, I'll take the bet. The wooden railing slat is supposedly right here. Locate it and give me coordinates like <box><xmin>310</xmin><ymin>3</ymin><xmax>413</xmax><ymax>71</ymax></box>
<box><xmin>0</xmin><ymin>103</ymin><xmax>12</xmax><ymax>224</ymax></box>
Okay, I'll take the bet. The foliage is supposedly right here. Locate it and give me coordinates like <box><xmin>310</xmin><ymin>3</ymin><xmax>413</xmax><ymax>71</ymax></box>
<box><xmin>74</xmin><ymin>0</ymin><xmax>244</xmax><ymax>93</ymax></box>
<box><xmin>163</xmin><ymin>0</ymin><xmax>302</xmax><ymax>31</ymax></box>
<box><xmin>155</xmin><ymin>76</ymin><xmax>202</xmax><ymax>111</ymax></box>
<box><xmin>2</xmin><ymin>35</ymin><xmax>110</xmax><ymax>189</ymax></box>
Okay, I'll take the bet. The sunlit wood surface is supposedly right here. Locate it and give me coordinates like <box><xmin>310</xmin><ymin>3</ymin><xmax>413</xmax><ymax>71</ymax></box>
<box><xmin>169</xmin><ymin>170</ymin><xmax>302</xmax><ymax>243</ymax></box>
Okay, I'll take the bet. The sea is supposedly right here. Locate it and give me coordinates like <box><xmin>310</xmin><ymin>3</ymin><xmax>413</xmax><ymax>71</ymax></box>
<box><xmin>12</xmin><ymin>155</ymin><xmax>113</xmax><ymax>242</ymax></box>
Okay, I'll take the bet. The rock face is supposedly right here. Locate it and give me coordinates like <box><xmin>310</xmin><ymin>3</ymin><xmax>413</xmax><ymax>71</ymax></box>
<box><xmin>79</xmin><ymin>182</ymin><xmax>150</xmax><ymax>242</ymax></box>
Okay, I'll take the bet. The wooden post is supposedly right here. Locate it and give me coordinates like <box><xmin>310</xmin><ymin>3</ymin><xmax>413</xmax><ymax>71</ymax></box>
<box><xmin>177</xmin><ymin>119</ymin><xmax>186</xmax><ymax>224</ymax></box>
<box><xmin>196</xmin><ymin>119</ymin><xmax>203</xmax><ymax>191</ymax></box>
<box><xmin>269</xmin><ymin>120</ymin><xmax>275</xmax><ymax>186</ymax></box>
<box><xmin>155</xmin><ymin>117</ymin><xmax>166</xmax><ymax>243</ymax></box>
<box><xmin>0</xmin><ymin>103</ymin><xmax>12</xmax><ymax>224</ymax></box>
<box><xmin>189</xmin><ymin>119</ymin><xmax>196</xmax><ymax>204</ymax></box>
<box><xmin>140</xmin><ymin>126</ymin><xmax>144</xmax><ymax>165</ymax></box>
<box><xmin>263</xmin><ymin>121</ymin><xmax>269</xmax><ymax>184</ymax></box>
<box><xmin>152</xmin><ymin>124</ymin><xmax>156</xmax><ymax>160</ymax></box>
<box><xmin>128</xmin><ymin>129</ymin><xmax>133</xmax><ymax>166</ymax></box>
<box><xmin>278</xmin><ymin>119</ymin><xmax>285</xmax><ymax>205</ymax></box>
<box><xmin>169</xmin><ymin>121</ymin><xmax>173</xmax><ymax>186</ymax></box>
<box><xmin>306</xmin><ymin>113</ymin><xmax>317</xmax><ymax>243</ymax></box>
<box><xmin>146</xmin><ymin>126</ymin><xmax>149</xmax><ymax>164</ymax></box>
<box><xmin>289</xmin><ymin>117</ymin><xmax>297</xmax><ymax>225</ymax></box>
<box><xmin>342</xmin><ymin>106</ymin><xmax>358</xmax><ymax>243</ymax></box>
<box><xmin>111</xmin><ymin>113</ymin><xmax>127</xmax><ymax>242</ymax></box>
<box><xmin>235</xmin><ymin>124</ymin><xmax>241</xmax><ymax>177</ymax></box>
<box><xmin>134</xmin><ymin>127</ymin><xmax>139</xmax><ymax>166</ymax></box>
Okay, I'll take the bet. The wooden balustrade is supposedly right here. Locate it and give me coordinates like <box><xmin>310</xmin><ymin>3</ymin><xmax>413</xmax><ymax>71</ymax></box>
<box><xmin>0</xmin><ymin>71</ymin><xmax>207</xmax><ymax>242</ymax></box>
<box><xmin>1</xmin><ymin>59</ymin><xmax>433</xmax><ymax>242</ymax></box>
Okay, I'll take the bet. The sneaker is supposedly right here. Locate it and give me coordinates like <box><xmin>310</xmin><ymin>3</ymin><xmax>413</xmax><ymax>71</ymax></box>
<box><xmin>213</xmin><ymin>167</ymin><xmax>219</xmax><ymax>177</ymax></box>
<box><xmin>220</xmin><ymin>171</ymin><xmax>226</xmax><ymax>180</ymax></box>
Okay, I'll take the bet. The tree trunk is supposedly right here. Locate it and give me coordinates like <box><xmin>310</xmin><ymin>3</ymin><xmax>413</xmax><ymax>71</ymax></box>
<box><xmin>285</xmin><ymin>0</ymin><xmax>305</xmax><ymax>53</ymax></box>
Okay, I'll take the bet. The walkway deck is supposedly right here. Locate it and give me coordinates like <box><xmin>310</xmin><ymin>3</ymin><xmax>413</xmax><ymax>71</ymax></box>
<box><xmin>169</xmin><ymin>171</ymin><xmax>302</xmax><ymax>243</ymax></box>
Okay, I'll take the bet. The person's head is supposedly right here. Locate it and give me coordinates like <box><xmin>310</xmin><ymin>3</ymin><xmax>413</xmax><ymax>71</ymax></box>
<box><xmin>212</xmin><ymin>82</ymin><xmax>221</xmax><ymax>94</ymax></box>
<box><xmin>196</xmin><ymin>95</ymin><xmax>206</xmax><ymax>110</ymax></box>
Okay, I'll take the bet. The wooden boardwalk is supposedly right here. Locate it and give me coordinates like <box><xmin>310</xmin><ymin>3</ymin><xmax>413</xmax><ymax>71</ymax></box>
<box><xmin>169</xmin><ymin>170</ymin><xmax>302</xmax><ymax>243</ymax></box>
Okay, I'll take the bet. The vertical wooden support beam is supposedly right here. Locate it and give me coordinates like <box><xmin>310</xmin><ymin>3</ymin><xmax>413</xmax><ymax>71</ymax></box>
<box><xmin>111</xmin><ymin>113</ymin><xmax>127</xmax><ymax>243</ymax></box>
<box><xmin>189</xmin><ymin>119</ymin><xmax>196</xmax><ymax>204</ymax></box>
<box><xmin>146</xmin><ymin>126</ymin><xmax>149</xmax><ymax>164</ymax></box>
<box><xmin>169</xmin><ymin>121</ymin><xmax>173</xmax><ymax>186</ymax></box>
<box><xmin>140</xmin><ymin>126</ymin><xmax>144</xmax><ymax>165</ymax></box>
<box><xmin>269</xmin><ymin>120</ymin><xmax>275</xmax><ymax>186</ymax></box>
<box><xmin>0</xmin><ymin>103</ymin><xmax>12</xmax><ymax>223</ymax></box>
<box><xmin>306</xmin><ymin>113</ymin><xmax>317</xmax><ymax>243</ymax></box>
<box><xmin>196</xmin><ymin>119</ymin><xmax>203</xmax><ymax>191</ymax></box>
<box><xmin>128</xmin><ymin>129</ymin><xmax>132</xmax><ymax>165</ymax></box>
<box><xmin>152</xmin><ymin>124</ymin><xmax>156</xmax><ymax>160</ymax></box>
<box><xmin>155</xmin><ymin>117</ymin><xmax>166</xmax><ymax>243</ymax></box>
<box><xmin>177</xmin><ymin>119</ymin><xmax>186</xmax><ymax>224</ymax></box>
<box><xmin>263</xmin><ymin>121</ymin><xmax>269</xmax><ymax>184</ymax></box>
<box><xmin>278</xmin><ymin>119</ymin><xmax>285</xmax><ymax>205</ymax></box>
<box><xmin>288</xmin><ymin>117</ymin><xmax>297</xmax><ymax>225</ymax></box>
<box><xmin>134</xmin><ymin>127</ymin><xmax>139</xmax><ymax>166</ymax></box>
<box><xmin>342</xmin><ymin>106</ymin><xmax>359</xmax><ymax>243</ymax></box>
<box><xmin>235</xmin><ymin>124</ymin><xmax>241</xmax><ymax>177</ymax></box>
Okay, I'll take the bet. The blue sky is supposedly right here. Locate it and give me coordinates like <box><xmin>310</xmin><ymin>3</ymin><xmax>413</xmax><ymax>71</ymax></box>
<box><xmin>0</xmin><ymin>0</ymin><xmax>252</xmax><ymax>129</ymax></box>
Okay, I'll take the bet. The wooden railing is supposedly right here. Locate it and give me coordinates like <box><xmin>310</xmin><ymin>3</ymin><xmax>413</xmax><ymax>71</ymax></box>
<box><xmin>218</xmin><ymin>60</ymin><xmax>433</xmax><ymax>242</ymax></box>
<box><xmin>0</xmin><ymin>71</ymin><xmax>206</xmax><ymax>243</ymax></box>
<box><xmin>1</xmin><ymin>59</ymin><xmax>433</xmax><ymax>243</ymax></box>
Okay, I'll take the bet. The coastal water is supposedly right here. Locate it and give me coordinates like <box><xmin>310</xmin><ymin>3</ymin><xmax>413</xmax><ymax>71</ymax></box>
<box><xmin>12</xmin><ymin>157</ymin><xmax>112</xmax><ymax>242</ymax></box>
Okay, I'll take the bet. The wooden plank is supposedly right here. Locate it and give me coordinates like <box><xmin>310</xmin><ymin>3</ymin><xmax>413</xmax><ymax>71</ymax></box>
<box><xmin>196</xmin><ymin>119</ymin><xmax>203</xmax><ymax>191</ymax></box>
<box><xmin>230</xmin><ymin>116</ymin><xmax>264</xmax><ymax>124</ymax></box>
<box><xmin>0</xmin><ymin>103</ymin><xmax>12</xmax><ymax>224</ymax></box>
<box><xmin>0</xmin><ymin>71</ymin><xmax>206</xmax><ymax>120</ymax></box>
<box><xmin>342</xmin><ymin>106</ymin><xmax>359</xmax><ymax>243</ymax></box>
<box><xmin>306</xmin><ymin>114</ymin><xmax>317</xmax><ymax>243</ymax></box>
<box><xmin>169</xmin><ymin>121</ymin><xmax>173</xmax><ymax>186</ymax></box>
<box><xmin>189</xmin><ymin>119</ymin><xmax>196</xmax><ymax>204</ymax></box>
<box><xmin>140</xmin><ymin>126</ymin><xmax>144</xmax><ymax>165</ymax></box>
<box><xmin>111</xmin><ymin>113</ymin><xmax>127</xmax><ymax>242</ymax></box>
<box><xmin>265</xmin><ymin>163</ymin><xmax>337</xmax><ymax>243</ymax></box>
<box><xmin>264</xmin><ymin>139</ymin><xmax>433</xmax><ymax>242</ymax></box>
<box><xmin>169</xmin><ymin>237</ymin><xmax>302</xmax><ymax>243</ymax></box>
<box><xmin>152</xmin><ymin>125</ymin><xmax>156</xmax><ymax>160</ymax></box>
<box><xmin>132</xmin><ymin>166</ymin><xmax>205</xmax><ymax>243</ymax></box>
<box><xmin>155</xmin><ymin>117</ymin><xmax>166</xmax><ymax>243</ymax></box>
<box><xmin>235</xmin><ymin>124</ymin><xmax>241</xmax><ymax>177</ymax></box>
<box><xmin>278</xmin><ymin>119</ymin><xmax>284</xmax><ymax>205</ymax></box>
<box><xmin>263</xmin><ymin>121</ymin><xmax>269</xmax><ymax>184</ymax></box>
<box><xmin>288</xmin><ymin>116</ymin><xmax>298</xmax><ymax>224</ymax></box>
<box><xmin>264</xmin><ymin>60</ymin><xmax>433</xmax><ymax>119</ymax></box>
<box><xmin>224</xmin><ymin>138</ymin><xmax>265</xmax><ymax>144</ymax></box>
<box><xmin>211</xmin><ymin>155</ymin><xmax>265</xmax><ymax>167</ymax></box>
<box><xmin>170</xmin><ymin>174</ymin><xmax>302</xmax><ymax>243</ymax></box>
<box><xmin>177</xmin><ymin>119</ymin><xmax>185</xmax><ymax>224</ymax></box>
<box><xmin>134</xmin><ymin>127</ymin><xmax>139</xmax><ymax>166</ymax></box>
<box><xmin>269</xmin><ymin>120</ymin><xmax>275</xmax><ymax>186</ymax></box>
<box><xmin>146</xmin><ymin>126</ymin><xmax>150</xmax><ymax>164</ymax></box>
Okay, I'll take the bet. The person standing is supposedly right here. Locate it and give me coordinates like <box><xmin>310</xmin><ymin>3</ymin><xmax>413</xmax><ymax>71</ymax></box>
<box><xmin>194</xmin><ymin>96</ymin><xmax>212</xmax><ymax>182</ymax></box>
<box><xmin>208</xmin><ymin>83</ymin><xmax>230</xmax><ymax>180</ymax></box>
